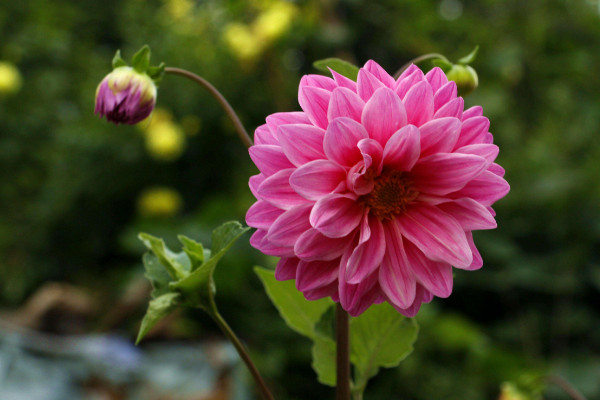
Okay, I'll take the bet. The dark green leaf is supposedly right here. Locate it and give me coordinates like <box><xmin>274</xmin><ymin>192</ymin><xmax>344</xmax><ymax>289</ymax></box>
<box><xmin>111</xmin><ymin>50</ymin><xmax>127</xmax><ymax>69</ymax></box>
<box><xmin>142</xmin><ymin>252</ymin><xmax>174</xmax><ymax>298</ymax></box>
<box><xmin>458</xmin><ymin>45</ymin><xmax>479</xmax><ymax>65</ymax></box>
<box><xmin>136</xmin><ymin>292</ymin><xmax>181</xmax><ymax>344</ymax></box>
<box><xmin>131</xmin><ymin>45</ymin><xmax>151</xmax><ymax>73</ymax></box>
<box><xmin>313</xmin><ymin>58</ymin><xmax>359</xmax><ymax>81</ymax></box>
<box><xmin>311</xmin><ymin>336</ymin><xmax>336</xmax><ymax>387</ymax></box>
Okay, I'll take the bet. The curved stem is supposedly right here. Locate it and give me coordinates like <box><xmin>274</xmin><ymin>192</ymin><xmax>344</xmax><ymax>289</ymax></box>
<box><xmin>547</xmin><ymin>375</ymin><xmax>587</xmax><ymax>400</ymax></box>
<box><xmin>393</xmin><ymin>53</ymin><xmax>450</xmax><ymax>79</ymax></box>
<box><xmin>336</xmin><ymin>303</ymin><xmax>351</xmax><ymax>400</ymax></box>
<box><xmin>211</xmin><ymin>310</ymin><xmax>275</xmax><ymax>400</ymax></box>
<box><xmin>164</xmin><ymin>67</ymin><xmax>253</xmax><ymax>148</ymax></box>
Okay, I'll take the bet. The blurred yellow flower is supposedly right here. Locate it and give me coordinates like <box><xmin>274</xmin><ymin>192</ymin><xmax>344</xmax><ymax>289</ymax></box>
<box><xmin>253</xmin><ymin>1</ymin><xmax>297</xmax><ymax>42</ymax></box>
<box><xmin>0</xmin><ymin>61</ymin><xmax>22</xmax><ymax>94</ymax></box>
<box><xmin>165</xmin><ymin>0</ymin><xmax>194</xmax><ymax>19</ymax></box>
<box><xmin>145</xmin><ymin>120</ymin><xmax>186</xmax><ymax>161</ymax></box>
<box><xmin>137</xmin><ymin>186</ymin><xmax>183</xmax><ymax>218</ymax></box>
<box><xmin>224</xmin><ymin>23</ymin><xmax>264</xmax><ymax>61</ymax></box>
<box><xmin>498</xmin><ymin>383</ymin><xmax>530</xmax><ymax>400</ymax></box>
<box><xmin>137</xmin><ymin>107</ymin><xmax>173</xmax><ymax>131</ymax></box>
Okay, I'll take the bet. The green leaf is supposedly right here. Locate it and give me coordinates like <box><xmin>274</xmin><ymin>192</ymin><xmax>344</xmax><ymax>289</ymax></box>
<box><xmin>431</xmin><ymin>58</ymin><xmax>453</xmax><ymax>72</ymax></box>
<box><xmin>169</xmin><ymin>222</ymin><xmax>249</xmax><ymax>311</ymax></box>
<box><xmin>142</xmin><ymin>252</ymin><xmax>174</xmax><ymax>298</ymax></box>
<box><xmin>131</xmin><ymin>45</ymin><xmax>151</xmax><ymax>73</ymax></box>
<box><xmin>112</xmin><ymin>50</ymin><xmax>127</xmax><ymax>69</ymax></box>
<box><xmin>313</xmin><ymin>58</ymin><xmax>359</xmax><ymax>81</ymax></box>
<box><xmin>311</xmin><ymin>336</ymin><xmax>336</xmax><ymax>386</ymax></box>
<box><xmin>458</xmin><ymin>45</ymin><xmax>479</xmax><ymax>65</ymax></box>
<box><xmin>178</xmin><ymin>235</ymin><xmax>205</xmax><ymax>271</ymax></box>
<box><xmin>350</xmin><ymin>302</ymin><xmax>419</xmax><ymax>391</ymax></box>
<box><xmin>139</xmin><ymin>233</ymin><xmax>190</xmax><ymax>279</ymax></box>
<box><xmin>147</xmin><ymin>62</ymin><xmax>165</xmax><ymax>83</ymax></box>
<box><xmin>254</xmin><ymin>267</ymin><xmax>333</xmax><ymax>339</ymax></box>
<box><xmin>136</xmin><ymin>292</ymin><xmax>181</xmax><ymax>344</ymax></box>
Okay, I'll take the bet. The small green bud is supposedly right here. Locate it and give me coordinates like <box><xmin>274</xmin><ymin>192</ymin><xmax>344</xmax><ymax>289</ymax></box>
<box><xmin>446</xmin><ymin>64</ymin><xmax>478</xmax><ymax>96</ymax></box>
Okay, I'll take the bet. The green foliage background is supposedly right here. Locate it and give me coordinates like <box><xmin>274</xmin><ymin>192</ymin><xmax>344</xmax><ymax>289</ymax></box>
<box><xmin>1</xmin><ymin>0</ymin><xmax>600</xmax><ymax>399</ymax></box>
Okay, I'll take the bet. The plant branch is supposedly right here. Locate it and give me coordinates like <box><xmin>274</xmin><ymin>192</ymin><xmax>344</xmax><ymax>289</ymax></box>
<box><xmin>336</xmin><ymin>303</ymin><xmax>351</xmax><ymax>400</ymax></box>
<box><xmin>548</xmin><ymin>375</ymin><xmax>587</xmax><ymax>400</ymax></box>
<box><xmin>393</xmin><ymin>53</ymin><xmax>450</xmax><ymax>79</ymax></box>
<box><xmin>164</xmin><ymin>67</ymin><xmax>253</xmax><ymax>148</ymax></box>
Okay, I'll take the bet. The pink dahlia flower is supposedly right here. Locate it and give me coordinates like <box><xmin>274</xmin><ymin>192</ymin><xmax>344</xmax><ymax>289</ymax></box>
<box><xmin>246</xmin><ymin>60</ymin><xmax>509</xmax><ymax>317</ymax></box>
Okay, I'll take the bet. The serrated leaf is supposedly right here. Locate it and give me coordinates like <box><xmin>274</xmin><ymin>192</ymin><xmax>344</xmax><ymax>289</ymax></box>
<box><xmin>311</xmin><ymin>335</ymin><xmax>336</xmax><ymax>386</ymax></box>
<box><xmin>136</xmin><ymin>292</ymin><xmax>181</xmax><ymax>344</ymax></box>
<box><xmin>131</xmin><ymin>45</ymin><xmax>151</xmax><ymax>73</ymax></box>
<box><xmin>458</xmin><ymin>45</ymin><xmax>479</xmax><ymax>65</ymax></box>
<box><xmin>254</xmin><ymin>267</ymin><xmax>333</xmax><ymax>339</ymax></box>
<box><xmin>139</xmin><ymin>233</ymin><xmax>190</xmax><ymax>279</ymax></box>
<box><xmin>142</xmin><ymin>253</ymin><xmax>174</xmax><ymax>298</ymax></box>
<box><xmin>170</xmin><ymin>222</ymin><xmax>249</xmax><ymax>311</ymax></box>
<box><xmin>432</xmin><ymin>58</ymin><xmax>453</xmax><ymax>72</ymax></box>
<box><xmin>112</xmin><ymin>50</ymin><xmax>127</xmax><ymax>69</ymax></box>
<box><xmin>313</xmin><ymin>58</ymin><xmax>359</xmax><ymax>81</ymax></box>
<box><xmin>178</xmin><ymin>235</ymin><xmax>205</xmax><ymax>271</ymax></box>
<box><xmin>350</xmin><ymin>302</ymin><xmax>419</xmax><ymax>390</ymax></box>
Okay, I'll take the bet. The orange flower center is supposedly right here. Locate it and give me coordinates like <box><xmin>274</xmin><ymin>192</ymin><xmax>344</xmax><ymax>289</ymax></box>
<box><xmin>360</xmin><ymin>170</ymin><xmax>418</xmax><ymax>220</ymax></box>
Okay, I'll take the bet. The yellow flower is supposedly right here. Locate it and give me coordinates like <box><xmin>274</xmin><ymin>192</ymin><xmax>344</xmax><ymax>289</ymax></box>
<box><xmin>145</xmin><ymin>120</ymin><xmax>186</xmax><ymax>161</ymax></box>
<box><xmin>0</xmin><ymin>61</ymin><xmax>22</xmax><ymax>95</ymax></box>
<box><xmin>253</xmin><ymin>1</ymin><xmax>297</xmax><ymax>42</ymax></box>
<box><xmin>498</xmin><ymin>383</ymin><xmax>530</xmax><ymax>400</ymax></box>
<box><xmin>165</xmin><ymin>0</ymin><xmax>194</xmax><ymax>19</ymax></box>
<box><xmin>224</xmin><ymin>23</ymin><xmax>264</xmax><ymax>61</ymax></box>
<box><xmin>137</xmin><ymin>186</ymin><xmax>183</xmax><ymax>218</ymax></box>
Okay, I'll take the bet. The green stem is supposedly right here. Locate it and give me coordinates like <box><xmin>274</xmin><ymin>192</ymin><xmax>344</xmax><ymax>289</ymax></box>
<box><xmin>393</xmin><ymin>53</ymin><xmax>450</xmax><ymax>79</ymax></box>
<box><xmin>336</xmin><ymin>303</ymin><xmax>351</xmax><ymax>400</ymax></box>
<box><xmin>211</xmin><ymin>309</ymin><xmax>275</xmax><ymax>400</ymax></box>
<box><xmin>164</xmin><ymin>67</ymin><xmax>253</xmax><ymax>148</ymax></box>
<box><xmin>548</xmin><ymin>375</ymin><xmax>587</xmax><ymax>400</ymax></box>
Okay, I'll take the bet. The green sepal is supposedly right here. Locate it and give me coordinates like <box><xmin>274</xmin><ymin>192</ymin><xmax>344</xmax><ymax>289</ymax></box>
<box><xmin>112</xmin><ymin>50</ymin><xmax>127</xmax><ymax>69</ymax></box>
<box><xmin>431</xmin><ymin>58</ymin><xmax>453</xmax><ymax>72</ymax></box>
<box><xmin>313</xmin><ymin>57</ymin><xmax>359</xmax><ymax>81</ymax></box>
<box><xmin>458</xmin><ymin>45</ymin><xmax>479</xmax><ymax>65</ymax></box>
<box><xmin>147</xmin><ymin>62</ymin><xmax>166</xmax><ymax>84</ymax></box>
<box><xmin>131</xmin><ymin>45</ymin><xmax>151</xmax><ymax>73</ymax></box>
<box><xmin>136</xmin><ymin>292</ymin><xmax>181</xmax><ymax>344</ymax></box>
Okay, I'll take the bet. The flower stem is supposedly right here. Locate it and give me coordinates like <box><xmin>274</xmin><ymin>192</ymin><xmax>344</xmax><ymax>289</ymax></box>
<box><xmin>211</xmin><ymin>309</ymin><xmax>275</xmax><ymax>400</ymax></box>
<box><xmin>336</xmin><ymin>303</ymin><xmax>351</xmax><ymax>400</ymax></box>
<box><xmin>393</xmin><ymin>53</ymin><xmax>450</xmax><ymax>79</ymax></box>
<box><xmin>164</xmin><ymin>67</ymin><xmax>253</xmax><ymax>148</ymax></box>
<box><xmin>548</xmin><ymin>375</ymin><xmax>587</xmax><ymax>400</ymax></box>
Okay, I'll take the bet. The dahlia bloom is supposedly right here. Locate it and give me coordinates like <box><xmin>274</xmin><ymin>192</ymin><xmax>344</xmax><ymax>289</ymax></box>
<box><xmin>95</xmin><ymin>66</ymin><xmax>157</xmax><ymax>125</ymax></box>
<box><xmin>246</xmin><ymin>60</ymin><xmax>509</xmax><ymax>317</ymax></box>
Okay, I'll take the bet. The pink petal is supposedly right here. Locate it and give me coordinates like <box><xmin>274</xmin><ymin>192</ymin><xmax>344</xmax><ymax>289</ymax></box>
<box><xmin>300</xmin><ymin>74</ymin><xmax>338</xmax><ymax>91</ymax></box>
<box><xmin>433</xmin><ymin>96</ymin><xmax>464</xmax><ymax>119</ymax></box>
<box><xmin>346</xmin><ymin>215</ymin><xmax>386</xmax><ymax>284</ymax></box>
<box><xmin>425</xmin><ymin>67</ymin><xmax>449</xmax><ymax>93</ymax></box>
<box><xmin>412</xmin><ymin>153</ymin><xmax>488</xmax><ymax>196</ymax></box>
<box><xmin>275</xmin><ymin>257</ymin><xmax>300</xmax><ymax>280</ymax></box>
<box><xmin>403</xmin><ymin>80</ymin><xmax>434</xmax><ymax>127</ymax></box>
<box><xmin>324</xmin><ymin>117</ymin><xmax>368</xmax><ymax>167</ymax></box>
<box><xmin>304</xmin><ymin>281</ymin><xmax>339</xmax><ymax>301</ymax></box>
<box><xmin>330</xmin><ymin>68</ymin><xmax>357</xmax><ymax>91</ymax></box>
<box><xmin>362</xmin><ymin>87</ymin><xmax>407</xmax><ymax>145</ymax></box>
<box><xmin>298</xmin><ymin>86</ymin><xmax>331</xmax><ymax>129</ymax></box>
<box><xmin>391</xmin><ymin>284</ymin><xmax>429</xmax><ymax>317</ymax></box>
<box><xmin>255</xmin><ymin>124</ymin><xmax>278</xmax><ymax>145</ymax></box>
<box><xmin>455</xmin><ymin>116</ymin><xmax>490</xmax><ymax>148</ymax></box>
<box><xmin>296</xmin><ymin>259</ymin><xmax>339</xmax><ymax>291</ymax></box>
<box><xmin>294</xmin><ymin>228</ymin><xmax>350</xmax><ymax>261</ymax></box>
<box><xmin>419</xmin><ymin>117</ymin><xmax>461</xmax><ymax>157</ymax></box>
<box><xmin>267</xmin><ymin>203</ymin><xmax>313</xmax><ymax>246</ymax></box>
<box><xmin>357</xmin><ymin>68</ymin><xmax>386</xmax><ymax>102</ymax></box>
<box><xmin>462</xmin><ymin>105</ymin><xmax>483</xmax><ymax>120</ymax></box>
<box><xmin>455</xmin><ymin>143</ymin><xmax>499</xmax><ymax>164</ymax></box>
<box><xmin>397</xmin><ymin>204</ymin><xmax>472</xmax><ymax>268</ymax></box>
<box><xmin>437</xmin><ymin>198</ymin><xmax>497</xmax><ymax>230</ymax></box>
<box><xmin>310</xmin><ymin>193</ymin><xmax>363</xmax><ymax>238</ymax></box>
<box><xmin>404</xmin><ymin>241</ymin><xmax>453</xmax><ymax>298</ymax></box>
<box><xmin>249</xmin><ymin>144</ymin><xmax>294</xmax><ymax>176</ymax></box>
<box><xmin>461</xmin><ymin>231</ymin><xmax>483</xmax><ymax>270</ymax></box>
<box><xmin>266</xmin><ymin>112</ymin><xmax>311</xmax><ymax>136</ymax></box>
<box><xmin>449</xmin><ymin>171</ymin><xmax>510</xmax><ymax>206</ymax></box>
<box><xmin>382</xmin><ymin>124</ymin><xmax>421</xmax><ymax>172</ymax></box>
<box><xmin>433</xmin><ymin>81</ymin><xmax>457</xmax><ymax>111</ymax></box>
<box><xmin>395</xmin><ymin>68</ymin><xmax>425</xmax><ymax>99</ymax></box>
<box><xmin>257</xmin><ymin>168</ymin><xmax>310</xmax><ymax>209</ymax></box>
<box><xmin>378</xmin><ymin>220</ymin><xmax>416</xmax><ymax>309</ymax></box>
<box><xmin>327</xmin><ymin>87</ymin><xmax>365</xmax><ymax>122</ymax></box>
<box><xmin>289</xmin><ymin>160</ymin><xmax>346</xmax><ymax>201</ymax></box>
<box><xmin>363</xmin><ymin>60</ymin><xmax>395</xmax><ymax>88</ymax></box>
<box><xmin>345</xmin><ymin>283</ymin><xmax>381</xmax><ymax>316</ymax></box>
<box><xmin>357</xmin><ymin>138</ymin><xmax>383</xmax><ymax>174</ymax></box>
<box><xmin>339</xmin><ymin>261</ymin><xmax>379</xmax><ymax>312</ymax></box>
<box><xmin>278</xmin><ymin>124</ymin><xmax>326</xmax><ymax>166</ymax></box>
<box><xmin>246</xmin><ymin>200</ymin><xmax>285</xmax><ymax>229</ymax></box>
<box><xmin>249</xmin><ymin>174</ymin><xmax>265</xmax><ymax>198</ymax></box>
<box><xmin>250</xmin><ymin>229</ymin><xmax>294</xmax><ymax>257</ymax></box>
<box><xmin>488</xmin><ymin>162</ymin><xmax>506</xmax><ymax>177</ymax></box>
<box><xmin>395</xmin><ymin>64</ymin><xmax>419</xmax><ymax>81</ymax></box>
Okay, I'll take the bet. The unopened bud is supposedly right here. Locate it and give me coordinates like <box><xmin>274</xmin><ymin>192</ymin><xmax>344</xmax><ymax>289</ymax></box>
<box><xmin>446</xmin><ymin>64</ymin><xmax>478</xmax><ymax>96</ymax></box>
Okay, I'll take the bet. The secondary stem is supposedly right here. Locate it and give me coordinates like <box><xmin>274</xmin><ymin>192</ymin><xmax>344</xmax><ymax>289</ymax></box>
<box><xmin>164</xmin><ymin>67</ymin><xmax>253</xmax><ymax>148</ymax></box>
<box><xmin>548</xmin><ymin>375</ymin><xmax>587</xmax><ymax>400</ymax></box>
<box><xmin>211</xmin><ymin>310</ymin><xmax>275</xmax><ymax>400</ymax></box>
<box><xmin>336</xmin><ymin>303</ymin><xmax>351</xmax><ymax>400</ymax></box>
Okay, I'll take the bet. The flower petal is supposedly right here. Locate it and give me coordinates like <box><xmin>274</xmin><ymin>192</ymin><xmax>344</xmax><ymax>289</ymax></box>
<box><xmin>462</xmin><ymin>105</ymin><xmax>483</xmax><ymax>120</ymax></box>
<box><xmin>294</xmin><ymin>228</ymin><xmax>350</xmax><ymax>261</ymax></box>
<box><xmin>249</xmin><ymin>173</ymin><xmax>265</xmax><ymax>198</ymax></box>
<box><xmin>395</xmin><ymin>68</ymin><xmax>425</xmax><ymax>99</ymax></box>
<box><xmin>250</xmin><ymin>229</ymin><xmax>294</xmax><ymax>257</ymax></box>
<box><xmin>330</xmin><ymin>68</ymin><xmax>357</xmax><ymax>91</ymax></box>
<box><xmin>255</xmin><ymin>124</ymin><xmax>278</xmax><ymax>145</ymax></box>
<box><xmin>433</xmin><ymin>81</ymin><xmax>457</xmax><ymax>112</ymax></box>
<box><xmin>461</xmin><ymin>231</ymin><xmax>483</xmax><ymax>270</ymax></box>
<box><xmin>296</xmin><ymin>259</ymin><xmax>339</xmax><ymax>291</ymax></box>
<box><xmin>324</xmin><ymin>117</ymin><xmax>369</xmax><ymax>166</ymax></box>
<box><xmin>267</xmin><ymin>203</ymin><xmax>313</xmax><ymax>246</ymax></box>
<box><xmin>488</xmin><ymin>162</ymin><xmax>506</xmax><ymax>177</ymax></box>
<box><xmin>455</xmin><ymin>143</ymin><xmax>499</xmax><ymax>164</ymax></box>
<box><xmin>246</xmin><ymin>200</ymin><xmax>284</xmax><ymax>229</ymax></box>
<box><xmin>437</xmin><ymin>198</ymin><xmax>497</xmax><ymax>230</ymax></box>
<box><xmin>258</xmin><ymin>168</ymin><xmax>310</xmax><ymax>209</ymax></box>
<box><xmin>361</xmin><ymin>87</ymin><xmax>407</xmax><ymax>145</ymax></box>
<box><xmin>304</xmin><ymin>281</ymin><xmax>339</xmax><ymax>301</ymax></box>
<box><xmin>378</xmin><ymin>220</ymin><xmax>416</xmax><ymax>309</ymax></box>
<box><xmin>310</xmin><ymin>194</ymin><xmax>363</xmax><ymax>238</ymax></box>
<box><xmin>275</xmin><ymin>257</ymin><xmax>300</xmax><ymax>280</ymax></box>
<box><xmin>346</xmin><ymin>215</ymin><xmax>386</xmax><ymax>284</ymax></box>
<box><xmin>357</xmin><ymin>68</ymin><xmax>386</xmax><ymax>102</ymax></box>
<box><xmin>404</xmin><ymin>241</ymin><xmax>453</xmax><ymax>298</ymax></box>
<box><xmin>327</xmin><ymin>87</ymin><xmax>365</xmax><ymax>122</ymax></box>
<box><xmin>455</xmin><ymin>116</ymin><xmax>490</xmax><ymax>148</ymax></box>
<box><xmin>449</xmin><ymin>171</ymin><xmax>510</xmax><ymax>206</ymax></box>
<box><xmin>266</xmin><ymin>112</ymin><xmax>311</xmax><ymax>136</ymax></box>
<box><xmin>278</xmin><ymin>124</ymin><xmax>326</xmax><ymax>166</ymax></box>
<box><xmin>425</xmin><ymin>67</ymin><xmax>448</xmax><ymax>93</ymax></box>
<box><xmin>403</xmin><ymin>80</ymin><xmax>434</xmax><ymax>127</ymax></box>
<box><xmin>397</xmin><ymin>204</ymin><xmax>472</xmax><ymax>268</ymax></box>
<box><xmin>298</xmin><ymin>86</ymin><xmax>331</xmax><ymax>129</ymax></box>
<box><xmin>382</xmin><ymin>124</ymin><xmax>421</xmax><ymax>172</ymax></box>
<box><xmin>363</xmin><ymin>60</ymin><xmax>395</xmax><ymax>88</ymax></box>
<box><xmin>249</xmin><ymin>144</ymin><xmax>294</xmax><ymax>176</ymax></box>
<box><xmin>419</xmin><ymin>117</ymin><xmax>461</xmax><ymax>157</ymax></box>
<box><xmin>412</xmin><ymin>153</ymin><xmax>488</xmax><ymax>196</ymax></box>
<box><xmin>289</xmin><ymin>159</ymin><xmax>347</xmax><ymax>201</ymax></box>
<box><xmin>433</xmin><ymin>96</ymin><xmax>464</xmax><ymax>119</ymax></box>
<box><xmin>300</xmin><ymin>74</ymin><xmax>337</xmax><ymax>91</ymax></box>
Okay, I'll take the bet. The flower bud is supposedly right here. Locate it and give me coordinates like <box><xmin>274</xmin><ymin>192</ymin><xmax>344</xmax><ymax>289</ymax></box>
<box><xmin>94</xmin><ymin>66</ymin><xmax>157</xmax><ymax>125</ymax></box>
<box><xmin>446</xmin><ymin>64</ymin><xmax>478</xmax><ymax>96</ymax></box>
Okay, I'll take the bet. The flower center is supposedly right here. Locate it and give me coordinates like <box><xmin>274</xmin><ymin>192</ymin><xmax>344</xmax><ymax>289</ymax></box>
<box><xmin>359</xmin><ymin>170</ymin><xmax>418</xmax><ymax>220</ymax></box>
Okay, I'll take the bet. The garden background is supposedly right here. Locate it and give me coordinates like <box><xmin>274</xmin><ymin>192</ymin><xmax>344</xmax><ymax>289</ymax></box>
<box><xmin>1</xmin><ymin>0</ymin><xmax>599</xmax><ymax>399</ymax></box>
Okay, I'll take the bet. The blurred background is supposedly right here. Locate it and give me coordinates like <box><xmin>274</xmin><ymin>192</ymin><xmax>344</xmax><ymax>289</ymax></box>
<box><xmin>1</xmin><ymin>0</ymin><xmax>600</xmax><ymax>399</ymax></box>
